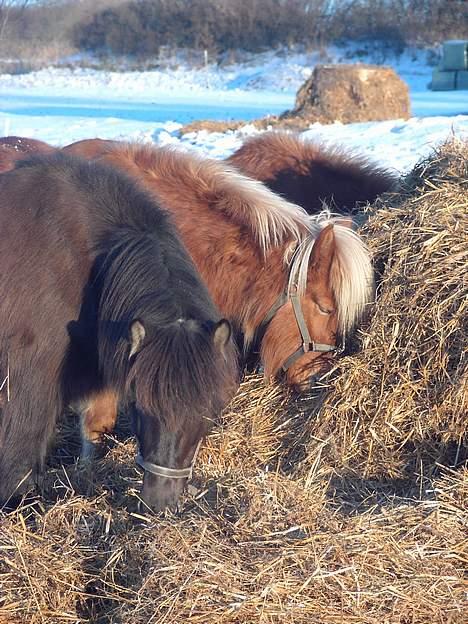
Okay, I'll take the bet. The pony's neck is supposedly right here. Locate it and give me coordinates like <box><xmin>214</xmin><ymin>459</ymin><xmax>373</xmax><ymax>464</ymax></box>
<box><xmin>197</xmin><ymin>239</ymin><xmax>290</xmax><ymax>345</ymax></box>
<box><xmin>171</xmin><ymin>209</ymin><xmax>291</xmax><ymax>343</ymax></box>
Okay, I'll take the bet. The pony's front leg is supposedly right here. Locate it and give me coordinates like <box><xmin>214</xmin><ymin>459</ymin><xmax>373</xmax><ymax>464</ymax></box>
<box><xmin>0</xmin><ymin>379</ymin><xmax>60</xmax><ymax>507</ymax></box>
<box><xmin>79</xmin><ymin>389</ymin><xmax>119</xmax><ymax>460</ymax></box>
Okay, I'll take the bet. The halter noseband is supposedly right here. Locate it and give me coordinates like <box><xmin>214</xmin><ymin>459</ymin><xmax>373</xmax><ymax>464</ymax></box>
<box><xmin>258</xmin><ymin>289</ymin><xmax>338</xmax><ymax>373</ymax></box>
<box><xmin>136</xmin><ymin>438</ymin><xmax>202</xmax><ymax>479</ymax></box>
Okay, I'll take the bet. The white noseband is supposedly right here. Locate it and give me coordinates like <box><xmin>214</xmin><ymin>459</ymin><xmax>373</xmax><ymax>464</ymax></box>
<box><xmin>136</xmin><ymin>438</ymin><xmax>202</xmax><ymax>479</ymax></box>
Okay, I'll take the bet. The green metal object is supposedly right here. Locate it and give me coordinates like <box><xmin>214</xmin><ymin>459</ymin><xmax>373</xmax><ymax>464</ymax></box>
<box><xmin>442</xmin><ymin>40</ymin><xmax>468</xmax><ymax>71</ymax></box>
<box><xmin>456</xmin><ymin>70</ymin><xmax>468</xmax><ymax>90</ymax></box>
<box><xmin>430</xmin><ymin>40</ymin><xmax>468</xmax><ymax>90</ymax></box>
<box><xmin>431</xmin><ymin>69</ymin><xmax>456</xmax><ymax>91</ymax></box>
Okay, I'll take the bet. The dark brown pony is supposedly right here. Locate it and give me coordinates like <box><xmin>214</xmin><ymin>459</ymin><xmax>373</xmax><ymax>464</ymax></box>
<box><xmin>0</xmin><ymin>135</ymin><xmax>55</xmax><ymax>172</ymax></box>
<box><xmin>62</xmin><ymin>139</ymin><xmax>374</xmax><ymax>389</ymax></box>
<box><xmin>0</xmin><ymin>153</ymin><xmax>238</xmax><ymax>511</ymax></box>
<box><xmin>226</xmin><ymin>131</ymin><xmax>399</xmax><ymax>214</ymax></box>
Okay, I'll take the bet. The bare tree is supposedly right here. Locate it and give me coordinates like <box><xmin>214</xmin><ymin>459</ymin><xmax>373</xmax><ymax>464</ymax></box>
<box><xmin>0</xmin><ymin>0</ymin><xmax>30</xmax><ymax>41</ymax></box>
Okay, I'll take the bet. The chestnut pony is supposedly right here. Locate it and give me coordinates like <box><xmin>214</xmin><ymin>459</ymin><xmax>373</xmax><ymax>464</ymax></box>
<box><xmin>0</xmin><ymin>152</ymin><xmax>238</xmax><ymax>511</ymax></box>
<box><xmin>226</xmin><ymin>131</ymin><xmax>398</xmax><ymax>215</ymax></box>
<box><xmin>62</xmin><ymin>138</ymin><xmax>374</xmax><ymax>387</ymax></box>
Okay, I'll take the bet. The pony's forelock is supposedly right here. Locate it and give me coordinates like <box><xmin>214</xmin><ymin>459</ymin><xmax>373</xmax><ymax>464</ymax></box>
<box><xmin>128</xmin><ymin>320</ymin><xmax>238</xmax><ymax>426</ymax></box>
<box><xmin>288</xmin><ymin>210</ymin><xmax>374</xmax><ymax>334</ymax></box>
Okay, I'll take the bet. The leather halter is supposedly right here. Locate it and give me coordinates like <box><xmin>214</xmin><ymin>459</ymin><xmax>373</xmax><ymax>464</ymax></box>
<box><xmin>257</xmin><ymin>289</ymin><xmax>338</xmax><ymax>373</ymax></box>
<box><xmin>136</xmin><ymin>438</ymin><xmax>202</xmax><ymax>480</ymax></box>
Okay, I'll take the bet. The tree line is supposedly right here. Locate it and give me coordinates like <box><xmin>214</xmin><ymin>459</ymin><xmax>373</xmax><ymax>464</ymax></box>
<box><xmin>1</xmin><ymin>0</ymin><xmax>467</xmax><ymax>63</ymax></box>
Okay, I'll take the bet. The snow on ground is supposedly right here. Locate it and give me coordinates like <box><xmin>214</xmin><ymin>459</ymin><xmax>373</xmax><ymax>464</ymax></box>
<box><xmin>0</xmin><ymin>45</ymin><xmax>467</xmax><ymax>173</ymax></box>
<box><xmin>0</xmin><ymin>45</ymin><xmax>437</xmax><ymax>95</ymax></box>
<box><xmin>161</xmin><ymin>115</ymin><xmax>468</xmax><ymax>175</ymax></box>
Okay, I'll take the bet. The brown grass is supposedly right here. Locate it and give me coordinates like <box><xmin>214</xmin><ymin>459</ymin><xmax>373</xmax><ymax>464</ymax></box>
<box><xmin>0</xmin><ymin>139</ymin><xmax>467</xmax><ymax>624</ymax></box>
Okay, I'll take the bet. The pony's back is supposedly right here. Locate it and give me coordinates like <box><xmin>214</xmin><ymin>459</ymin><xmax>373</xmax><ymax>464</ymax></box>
<box><xmin>227</xmin><ymin>131</ymin><xmax>399</xmax><ymax>214</ymax></box>
<box><xmin>0</xmin><ymin>135</ymin><xmax>54</xmax><ymax>172</ymax></box>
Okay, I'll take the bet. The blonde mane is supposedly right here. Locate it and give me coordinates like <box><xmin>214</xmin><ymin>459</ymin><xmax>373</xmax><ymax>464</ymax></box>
<box><xmin>119</xmin><ymin>143</ymin><xmax>311</xmax><ymax>254</ymax></box>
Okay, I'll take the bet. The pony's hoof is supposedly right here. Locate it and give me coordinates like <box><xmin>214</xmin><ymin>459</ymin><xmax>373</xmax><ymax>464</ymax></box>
<box><xmin>79</xmin><ymin>439</ymin><xmax>98</xmax><ymax>464</ymax></box>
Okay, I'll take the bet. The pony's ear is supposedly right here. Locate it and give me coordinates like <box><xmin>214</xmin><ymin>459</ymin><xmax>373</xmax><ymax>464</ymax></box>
<box><xmin>334</xmin><ymin>216</ymin><xmax>354</xmax><ymax>230</ymax></box>
<box><xmin>129</xmin><ymin>320</ymin><xmax>146</xmax><ymax>358</ymax></box>
<box><xmin>213</xmin><ymin>319</ymin><xmax>231</xmax><ymax>353</ymax></box>
<box><xmin>310</xmin><ymin>224</ymin><xmax>335</xmax><ymax>280</ymax></box>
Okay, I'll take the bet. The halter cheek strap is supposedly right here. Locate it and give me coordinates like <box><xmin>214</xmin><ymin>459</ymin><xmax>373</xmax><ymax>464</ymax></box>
<box><xmin>136</xmin><ymin>438</ymin><xmax>202</xmax><ymax>480</ymax></box>
<box><xmin>261</xmin><ymin>292</ymin><xmax>288</xmax><ymax>328</ymax></box>
<box><xmin>282</xmin><ymin>293</ymin><xmax>337</xmax><ymax>372</ymax></box>
<box><xmin>256</xmin><ymin>289</ymin><xmax>338</xmax><ymax>373</ymax></box>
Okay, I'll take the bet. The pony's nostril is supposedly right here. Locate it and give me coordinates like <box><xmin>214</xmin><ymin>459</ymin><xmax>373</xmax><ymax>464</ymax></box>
<box><xmin>308</xmin><ymin>374</ymin><xmax>321</xmax><ymax>387</ymax></box>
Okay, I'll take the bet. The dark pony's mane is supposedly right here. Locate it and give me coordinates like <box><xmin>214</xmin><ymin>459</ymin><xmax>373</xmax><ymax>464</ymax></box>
<box><xmin>15</xmin><ymin>153</ymin><xmax>237</xmax><ymax>427</ymax></box>
<box><xmin>96</xmin><ymin>228</ymin><xmax>237</xmax><ymax>424</ymax></box>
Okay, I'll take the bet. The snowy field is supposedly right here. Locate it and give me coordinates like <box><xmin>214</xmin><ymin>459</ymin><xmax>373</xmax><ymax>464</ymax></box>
<box><xmin>0</xmin><ymin>46</ymin><xmax>467</xmax><ymax>173</ymax></box>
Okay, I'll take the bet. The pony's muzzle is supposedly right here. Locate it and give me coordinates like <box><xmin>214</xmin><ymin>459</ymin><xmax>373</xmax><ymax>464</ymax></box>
<box><xmin>140</xmin><ymin>472</ymin><xmax>187</xmax><ymax>513</ymax></box>
<box><xmin>307</xmin><ymin>372</ymin><xmax>321</xmax><ymax>385</ymax></box>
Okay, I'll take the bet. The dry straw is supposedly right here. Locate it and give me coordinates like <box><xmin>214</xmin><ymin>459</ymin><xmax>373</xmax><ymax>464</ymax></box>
<box><xmin>297</xmin><ymin>137</ymin><xmax>467</xmax><ymax>480</ymax></box>
<box><xmin>0</xmin><ymin>139</ymin><xmax>467</xmax><ymax>623</ymax></box>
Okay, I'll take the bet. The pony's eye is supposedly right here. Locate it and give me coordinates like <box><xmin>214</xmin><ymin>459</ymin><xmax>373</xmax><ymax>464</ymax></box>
<box><xmin>317</xmin><ymin>303</ymin><xmax>334</xmax><ymax>315</ymax></box>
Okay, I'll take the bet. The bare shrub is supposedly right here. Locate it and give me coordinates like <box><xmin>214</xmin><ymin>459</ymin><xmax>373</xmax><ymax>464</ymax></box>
<box><xmin>333</xmin><ymin>0</ymin><xmax>468</xmax><ymax>49</ymax></box>
<box><xmin>73</xmin><ymin>0</ymin><xmax>336</xmax><ymax>57</ymax></box>
<box><xmin>71</xmin><ymin>0</ymin><xmax>467</xmax><ymax>58</ymax></box>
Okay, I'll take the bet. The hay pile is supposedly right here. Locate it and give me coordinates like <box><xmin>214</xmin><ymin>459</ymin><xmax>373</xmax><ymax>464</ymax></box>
<box><xmin>298</xmin><ymin>137</ymin><xmax>467</xmax><ymax>479</ymax></box>
<box><xmin>0</xmin><ymin>140</ymin><xmax>467</xmax><ymax>624</ymax></box>
<box><xmin>180</xmin><ymin>64</ymin><xmax>411</xmax><ymax>134</ymax></box>
<box><xmin>283</xmin><ymin>64</ymin><xmax>411</xmax><ymax>126</ymax></box>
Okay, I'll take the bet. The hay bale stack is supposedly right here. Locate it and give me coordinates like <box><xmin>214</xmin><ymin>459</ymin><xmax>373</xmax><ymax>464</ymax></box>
<box><xmin>0</xmin><ymin>140</ymin><xmax>466</xmax><ymax>624</ymax></box>
<box><xmin>283</xmin><ymin>63</ymin><xmax>411</xmax><ymax>125</ymax></box>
